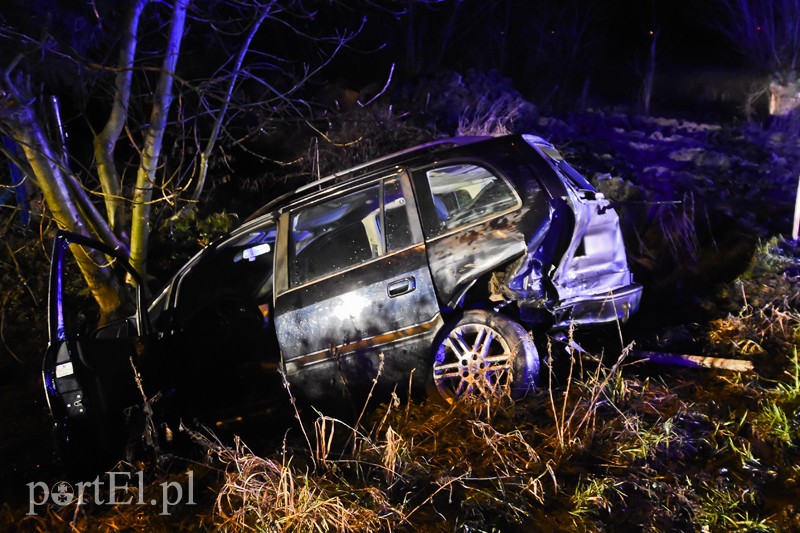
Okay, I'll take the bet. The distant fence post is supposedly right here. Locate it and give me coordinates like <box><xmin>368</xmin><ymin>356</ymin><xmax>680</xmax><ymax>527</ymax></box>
<box><xmin>794</xmin><ymin>174</ymin><xmax>800</xmax><ymax>241</ymax></box>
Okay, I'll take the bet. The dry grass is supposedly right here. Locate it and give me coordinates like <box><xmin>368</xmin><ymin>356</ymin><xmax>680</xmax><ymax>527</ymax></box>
<box><xmin>456</xmin><ymin>94</ymin><xmax>529</xmax><ymax>137</ymax></box>
<box><xmin>208</xmin><ymin>434</ymin><xmax>397</xmax><ymax>532</ymax></box>
<box><xmin>6</xmin><ymin>241</ymin><xmax>800</xmax><ymax>530</ymax></box>
<box><xmin>708</xmin><ymin>290</ymin><xmax>800</xmax><ymax>360</ymax></box>
<box><xmin>547</xmin><ymin>332</ymin><xmax>637</xmax><ymax>453</ymax></box>
<box><xmin>8</xmin><ymin>315</ymin><xmax>800</xmax><ymax>531</ymax></box>
<box><xmin>190</xmin><ymin>380</ymin><xmax>560</xmax><ymax>531</ymax></box>
<box><xmin>657</xmin><ymin>193</ymin><xmax>701</xmax><ymax>266</ymax></box>
<box><xmin>8</xmin><ymin>299</ymin><xmax>800</xmax><ymax>532</ymax></box>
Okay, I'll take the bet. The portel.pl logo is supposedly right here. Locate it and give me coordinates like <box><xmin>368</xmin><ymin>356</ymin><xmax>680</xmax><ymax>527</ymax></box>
<box><xmin>27</xmin><ymin>471</ymin><xmax>195</xmax><ymax>516</ymax></box>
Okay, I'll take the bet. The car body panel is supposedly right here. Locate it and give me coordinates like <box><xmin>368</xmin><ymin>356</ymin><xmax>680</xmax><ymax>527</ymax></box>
<box><xmin>523</xmin><ymin>135</ymin><xmax>642</xmax><ymax>327</ymax></box>
<box><xmin>43</xmin><ymin>231</ymin><xmax>150</xmax><ymax>462</ymax></box>
<box><xmin>274</xmin><ymin>171</ymin><xmax>441</xmax><ymax>400</ymax></box>
<box><xmin>423</xmin><ymin>215</ymin><xmax>528</xmax><ymax>308</ymax></box>
<box><xmin>408</xmin><ymin>155</ymin><xmax>531</xmax><ymax>308</ymax></box>
<box><xmin>275</xmin><ymin>244</ymin><xmax>440</xmax><ymax>396</ymax></box>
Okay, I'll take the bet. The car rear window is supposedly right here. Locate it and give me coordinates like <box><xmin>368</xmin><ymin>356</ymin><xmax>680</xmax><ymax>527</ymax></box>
<box><xmin>423</xmin><ymin>163</ymin><xmax>518</xmax><ymax>237</ymax></box>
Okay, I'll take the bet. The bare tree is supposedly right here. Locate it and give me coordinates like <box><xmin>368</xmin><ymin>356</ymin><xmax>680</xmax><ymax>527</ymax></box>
<box><xmin>0</xmin><ymin>0</ymin><xmax>355</xmax><ymax>319</ymax></box>
<box><xmin>0</xmin><ymin>58</ymin><xmax>127</xmax><ymax>317</ymax></box>
<box><xmin>128</xmin><ymin>0</ymin><xmax>188</xmax><ymax>278</ymax></box>
<box><xmin>93</xmin><ymin>0</ymin><xmax>148</xmax><ymax>239</ymax></box>
<box><xmin>715</xmin><ymin>0</ymin><xmax>800</xmax><ymax>116</ymax></box>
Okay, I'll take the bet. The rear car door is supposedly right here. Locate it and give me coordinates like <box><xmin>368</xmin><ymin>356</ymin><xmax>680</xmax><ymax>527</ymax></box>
<box><xmin>410</xmin><ymin>162</ymin><xmax>528</xmax><ymax>306</ymax></box>
<box><xmin>273</xmin><ymin>171</ymin><xmax>441</xmax><ymax>401</ymax></box>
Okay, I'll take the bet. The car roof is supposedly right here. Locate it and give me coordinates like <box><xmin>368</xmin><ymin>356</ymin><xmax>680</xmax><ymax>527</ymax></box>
<box><xmin>244</xmin><ymin>133</ymin><xmax>557</xmax><ymax>224</ymax></box>
<box><xmin>244</xmin><ymin>136</ymin><xmax>492</xmax><ymax>220</ymax></box>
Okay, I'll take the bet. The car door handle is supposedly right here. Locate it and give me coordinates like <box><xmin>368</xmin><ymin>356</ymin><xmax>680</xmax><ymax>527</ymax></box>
<box><xmin>387</xmin><ymin>276</ymin><xmax>416</xmax><ymax>298</ymax></box>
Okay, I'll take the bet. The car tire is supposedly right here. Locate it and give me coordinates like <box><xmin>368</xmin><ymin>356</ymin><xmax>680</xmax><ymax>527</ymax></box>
<box><xmin>431</xmin><ymin>310</ymin><xmax>539</xmax><ymax>403</ymax></box>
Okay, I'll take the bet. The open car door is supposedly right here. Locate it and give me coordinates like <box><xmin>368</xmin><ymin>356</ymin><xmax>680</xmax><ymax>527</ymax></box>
<box><xmin>42</xmin><ymin>230</ymin><xmax>152</xmax><ymax>468</ymax></box>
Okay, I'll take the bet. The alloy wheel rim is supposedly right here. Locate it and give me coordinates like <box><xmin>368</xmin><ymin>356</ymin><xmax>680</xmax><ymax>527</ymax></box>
<box><xmin>433</xmin><ymin>323</ymin><xmax>513</xmax><ymax>399</ymax></box>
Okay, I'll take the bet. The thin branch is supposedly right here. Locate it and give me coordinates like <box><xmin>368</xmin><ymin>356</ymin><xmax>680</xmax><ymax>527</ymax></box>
<box><xmin>0</xmin><ymin>140</ymin><xmax>39</xmax><ymax>188</ymax></box>
<box><xmin>188</xmin><ymin>4</ymin><xmax>272</xmax><ymax>205</ymax></box>
<box><xmin>4</xmin><ymin>242</ymin><xmax>38</xmax><ymax>306</ymax></box>
<box><xmin>1</xmin><ymin>293</ymin><xmax>24</xmax><ymax>364</ymax></box>
<box><xmin>358</xmin><ymin>63</ymin><xmax>394</xmax><ymax>107</ymax></box>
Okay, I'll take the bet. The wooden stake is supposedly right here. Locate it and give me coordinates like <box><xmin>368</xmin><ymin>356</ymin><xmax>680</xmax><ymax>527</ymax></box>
<box><xmin>633</xmin><ymin>351</ymin><xmax>754</xmax><ymax>372</ymax></box>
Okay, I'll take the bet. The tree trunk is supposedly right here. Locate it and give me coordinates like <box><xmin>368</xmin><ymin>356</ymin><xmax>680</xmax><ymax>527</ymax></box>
<box><xmin>129</xmin><ymin>0</ymin><xmax>188</xmax><ymax>279</ymax></box>
<box><xmin>94</xmin><ymin>0</ymin><xmax>148</xmax><ymax>237</ymax></box>
<box><xmin>641</xmin><ymin>31</ymin><xmax>658</xmax><ymax>116</ymax></box>
<box><xmin>1</xmin><ymin>98</ymin><xmax>123</xmax><ymax>318</ymax></box>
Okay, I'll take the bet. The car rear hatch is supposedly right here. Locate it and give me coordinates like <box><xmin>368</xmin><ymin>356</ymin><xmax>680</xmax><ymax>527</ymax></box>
<box><xmin>524</xmin><ymin>135</ymin><xmax>642</xmax><ymax>328</ymax></box>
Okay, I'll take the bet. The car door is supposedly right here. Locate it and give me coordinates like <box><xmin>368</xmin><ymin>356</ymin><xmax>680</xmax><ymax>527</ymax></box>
<box><xmin>273</xmin><ymin>172</ymin><xmax>441</xmax><ymax>402</ymax></box>
<box><xmin>42</xmin><ymin>230</ymin><xmax>152</xmax><ymax>463</ymax></box>
<box><xmin>410</xmin><ymin>162</ymin><xmax>528</xmax><ymax>307</ymax></box>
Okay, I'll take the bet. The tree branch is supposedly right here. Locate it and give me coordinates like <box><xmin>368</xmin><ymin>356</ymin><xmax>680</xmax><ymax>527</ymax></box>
<box><xmin>187</xmin><ymin>4</ymin><xmax>271</xmax><ymax>206</ymax></box>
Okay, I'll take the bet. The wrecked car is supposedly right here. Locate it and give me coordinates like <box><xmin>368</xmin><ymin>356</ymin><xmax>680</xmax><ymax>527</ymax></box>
<box><xmin>43</xmin><ymin>134</ymin><xmax>642</xmax><ymax>463</ymax></box>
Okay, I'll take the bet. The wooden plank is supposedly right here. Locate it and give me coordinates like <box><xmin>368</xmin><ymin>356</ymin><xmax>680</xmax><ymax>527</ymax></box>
<box><xmin>633</xmin><ymin>351</ymin><xmax>754</xmax><ymax>372</ymax></box>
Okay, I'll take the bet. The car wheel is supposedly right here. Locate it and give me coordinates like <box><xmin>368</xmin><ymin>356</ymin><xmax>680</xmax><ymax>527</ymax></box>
<box><xmin>431</xmin><ymin>310</ymin><xmax>539</xmax><ymax>403</ymax></box>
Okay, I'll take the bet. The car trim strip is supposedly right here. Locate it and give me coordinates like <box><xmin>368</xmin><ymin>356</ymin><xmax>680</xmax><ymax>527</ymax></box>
<box><xmin>283</xmin><ymin>314</ymin><xmax>441</xmax><ymax>373</ymax></box>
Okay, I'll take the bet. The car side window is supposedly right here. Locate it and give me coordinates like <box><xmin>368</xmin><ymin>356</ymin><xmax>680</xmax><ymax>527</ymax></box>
<box><xmin>174</xmin><ymin>224</ymin><xmax>276</xmax><ymax>323</ymax></box>
<box><xmin>423</xmin><ymin>163</ymin><xmax>518</xmax><ymax>237</ymax></box>
<box><xmin>288</xmin><ymin>177</ymin><xmax>413</xmax><ymax>288</ymax></box>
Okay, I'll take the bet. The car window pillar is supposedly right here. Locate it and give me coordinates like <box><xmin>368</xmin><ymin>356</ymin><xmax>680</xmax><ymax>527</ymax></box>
<box><xmin>274</xmin><ymin>211</ymin><xmax>291</xmax><ymax>296</ymax></box>
<box><xmin>398</xmin><ymin>170</ymin><xmax>425</xmax><ymax>245</ymax></box>
<box><xmin>408</xmin><ymin>168</ymin><xmax>442</xmax><ymax>239</ymax></box>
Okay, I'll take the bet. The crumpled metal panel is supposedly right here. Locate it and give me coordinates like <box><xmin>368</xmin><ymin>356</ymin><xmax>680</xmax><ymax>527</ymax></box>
<box><xmin>509</xmin><ymin>136</ymin><xmax>642</xmax><ymax>325</ymax></box>
<box><xmin>424</xmin><ymin>210</ymin><xmax>528</xmax><ymax>307</ymax></box>
<box><xmin>553</xmin><ymin>185</ymin><xmax>633</xmax><ymax>301</ymax></box>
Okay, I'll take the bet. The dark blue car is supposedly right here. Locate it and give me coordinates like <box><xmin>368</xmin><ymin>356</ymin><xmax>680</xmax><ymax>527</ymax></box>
<box><xmin>43</xmin><ymin>134</ymin><xmax>642</xmax><ymax>464</ymax></box>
